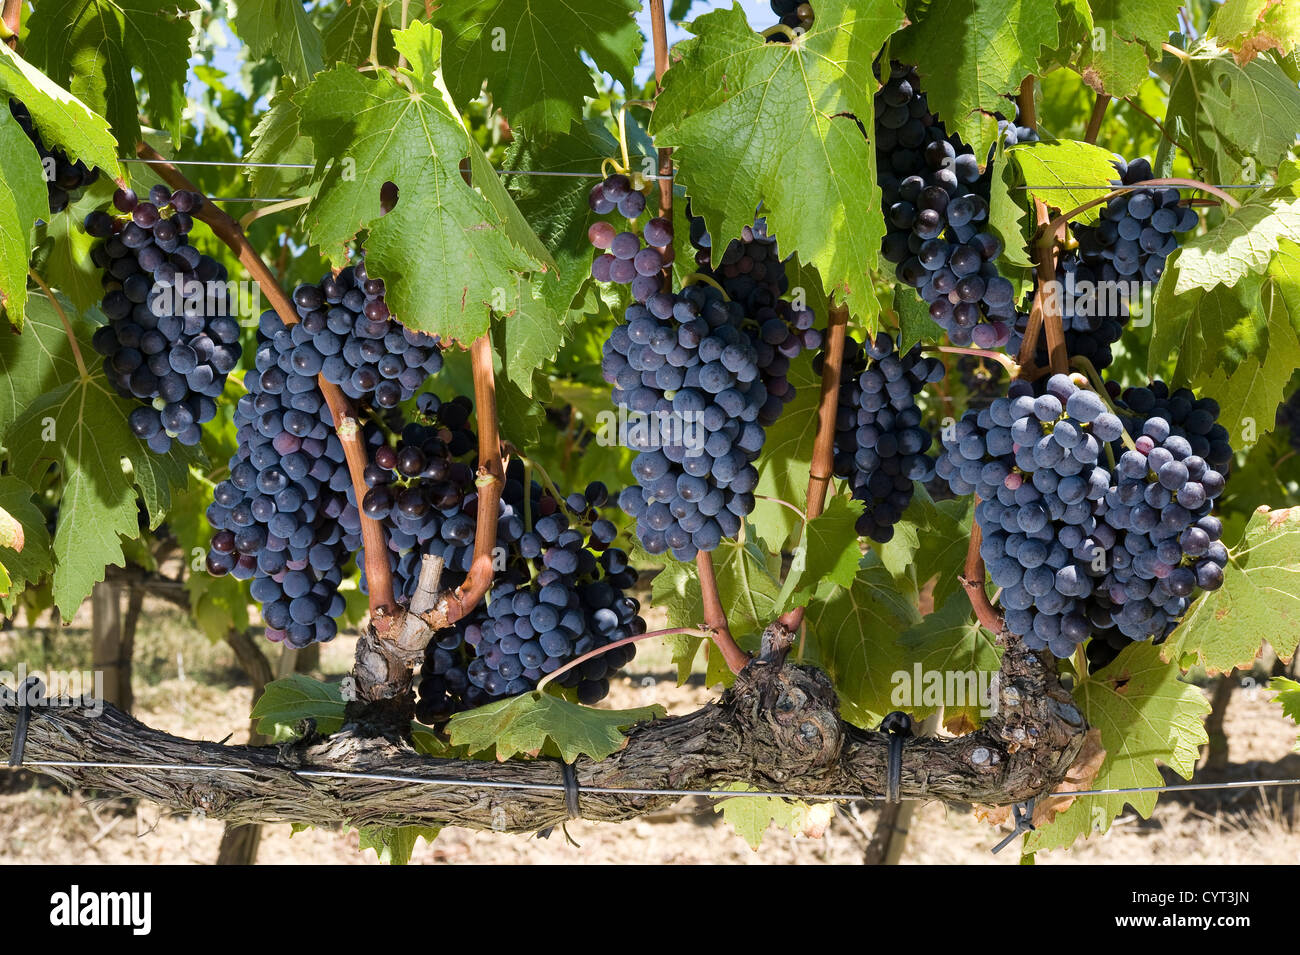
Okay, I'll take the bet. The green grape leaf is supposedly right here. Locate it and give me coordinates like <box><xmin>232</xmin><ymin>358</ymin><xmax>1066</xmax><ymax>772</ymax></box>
<box><xmin>0</xmin><ymin>295</ymin><xmax>192</xmax><ymax>613</ymax></box>
<box><xmin>1209</xmin><ymin>0</ymin><xmax>1300</xmax><ymax>64</ymax></box>
<box><xmin>897</xmin><ymin>592</ymin><xmax>1001</xmax><ymax>726</ymax></box>
<box><xmin>0</xmin><ymin>562</ymin><xmax>10</xmax><ymax>598</ymax></box>
<box><xmin>356</xmin><ymin>825</ymin><xmax>441</xmax><ymax>865</ymax></box>
<box><xmin>801</xmin><ymin>560</ymin><xmax>921</xmax><ymax>728</ymax></box>
<box><xmin>1170</xmin><ymin>177</ymin><xmax>1300</xmax><ymax>296</ymax></box>
<box><xmin>891</xmin><ymin>0</ymin><xmax>1058</xmax><ymax>159</ymax></box>
<box><xmin>895</xmin><ymin>282</ymin><xmax>943</xmax><ymax>351</ymax></box>
<box><xmin>495</xmin><ymin>121</ymin><xmax>618</xmax><ymax>393</ymax></box>
<box><xmin>244</xmin><ymin>89</ymin><xmax>314</xmax><ymax>197</ymax></box>
<box><xmin>1270</xmin><ymin>676</ymin><xmax>1300</xmax><ymax>750</ymax></box>
<box><xmin>1073</xmin><ymin>0</ymin><xmax>1184</xmax><ymax>97</ymax></box>
<box><xmin>650</xmin><ymin>0</ymin><xmax>905</xmax><ymax>322</ymax></box>
<box><xmin>779</xmin><ymin>493</ymin><xmax>864</xmax><ymax>610</ymax></box>
<box><xmin>0</xmin><ymin>294</ymin><xmax>83</xmax><ymax>440</ymax></box>
<box><xmin>0</xmin><ymin>44</ymin><xmax>122</xmax><ymax>182</ymax></box>
<box><xmin>295</xmin><ymin>22</ymin><xmax>555</xmax><ymax>346</ymax></box>
<box><xmin>251</xmin><ymin>674</ymin><xmax>347</xmax><ymax>740</ymax></box>
<box><xmin>650</xmin><ymin>535</ymin><xmax>782</xmax><ymax>642</ymax></box>
<box><xmin>986</xmin><ymin>138</ymin><xmax>1034</xmax><ymax>272</ymax></box>
<box><xmin>1008</xmin><ymin>140</ymin><xmax>1122</xmax><ymax>226</ymax></box>
<box><xmin>1162</xmin><ymin>45</ymin><xmax>1300</xmax><ymax>185</ymax></box>
<box><xmin>1161</xmin><ymin>506</ymin><xmax>1300</xmax><ymax>674</ymax></box>
<box><xmin>880</xmin><ymin>488</ymin><xmax>973</xmax><ymax>608</ymax></box>
<box><xmin>751</xmin><ymin>351</ymin><xmax>821</xmax><ymax>549</ymax></box>
<box><xmin>1023</xmin><ymin>641</ymin><xmax>1210</xmax><ymax>853</ymax></box>
<box><xmin>25</xmin><ymin>0</ymin><xmax>198</xmax><ymax>146</ymax></box>
<box><xmin>447</xmin><ymin>692</ymin><xmax>664</xmax><ymax>763</ymax></box>
<box><xmin>434</xmin><ymin>0</ymin><xmax>641</xmax><ymax>139</ymax></box>
<box><xmin>230</xmin><ymin>0</ymin><xmax>325</xmax><ymax>86</ymax></box>
<box><xmin>1185</xmin><ymin>239</ymin><xmax>1300</xmax><ymax>442</ymax></box>
<box><xmin>0</xmin><ymin>108</ymin><xmax>46</xmax><ymax>330</ymax></box>
<box><xmin>0</xmin><ymin>478</ymin><xmax>53</xmax><ymax>596</ymax></box>
<box><xmin>713</xmin><ymin>783</ymin><xmax>829</xmax><ymax>850</ymax></box>
<box><xmin>323</xmin><ymin>0</ymin><xmax>397</xmax><ymax>67</ymax></box>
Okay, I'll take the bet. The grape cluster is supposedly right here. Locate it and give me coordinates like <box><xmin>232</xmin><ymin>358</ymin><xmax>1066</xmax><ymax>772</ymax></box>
<box><xmin>356</xmin><ymin>393</ymin><xmax>481</xmax><ymax>605</ymax></box>
<box><xmin>206</xmin><ymin>308</ymin><xmax>360</xmax><ymax>647</ymax></box>
<box><xmin>85</xmin><ymin>187</ymin><xmax>241</xmax><ymax>452</ymax></box>
<box><xmin>688</xmin><ymin>213</ymin><xmax>822</xmax><ymax>390</ymax></box>
<box><xmin>288</xmin><ymin>262</ymin><xmax>445</xmax><ymax>407</ymax></box>
<box><xmin>9</xmin><ymin>99</ymin><xmax>99</xmax><ymax>213</ymax></box>
<box><xmin>603</xmin><ymin>283</ymin><xmax>767</xmax><ymax>560</ymax></box>
<box><xmin>875</xmin><ymin>63</ymin><xmax>1017</xmax><ymax>348</ymax></box>
<box><xmin>416</xmin><ymin>470</ymin><xmax>642</xmax><ymax>722</ymax></box>
<box><xmin>588</xmin><ymin>174</ymin><xmax>672</xmax><ymax>304</ymax></box>
<box><xmin>822</xmin><ymin>333</ymin><xmax>945</xmax><ymax>542</ymax></box>
<box><xmin>1009</xmin><ymin>158</ymin><xmax>1200</xmax><ymax>370</ymax></box>
<box><xmin>937</xmin><ymin>373</ymin><xmax>1230</xmax><ymax>657</ymax></box>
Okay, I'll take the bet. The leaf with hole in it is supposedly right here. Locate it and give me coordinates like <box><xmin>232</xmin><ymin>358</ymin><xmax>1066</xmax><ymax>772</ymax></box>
<box><xmin>1023</xmin><ymin>642</ymin><xmax>1209</xmax><ymax>853</ymax></box>
<box><xmin>1162</xmin><ymin>46</ymin><xmax>1300</xmax><ymax>186</ymax></box>
<box><xmin>356</xmin><ymin>825</ymin><xmax>440</xmax><ymax>865</ymax></box>
<box><xmin>447</xmin><ymin>692</ymin><xmax>664</xmax><ymax>763</ymax></box>
<box><xmin>295</xmin><ymin>22</ymin><xmax>555</xmax><ymax>345</ymax></box>
<box><xmin>650</xmin><ymin>0</ymin><xmax>905</xmax><ymax>322</ymax></box>
<box><xmin>891</xmin><ymin>0</ymin><xmax>1058</xmax><ymax>159</ymax></box>
<box><xmin>1008</xmin><ymin>140</ymin><xmax>1122</xmax><ymax>227</ymax></box>
<box><xmin>434</xmin><ymin>0</ymin><xmax>641</xmax><ymax>139</ymax></box>
<box><xmin>1161</xmin><ymin>506</ymin><xmax>1300</xmax><ymax>674</ymax></box>
<box><xmin>250</xmin><ymin>674</ymin><xmax>347</xmax><ymax>740</ymax></box>
<box><xmin>25</xmin><ymin>0</ymin><xmax>197</xmax><ymax>146</ymax></box>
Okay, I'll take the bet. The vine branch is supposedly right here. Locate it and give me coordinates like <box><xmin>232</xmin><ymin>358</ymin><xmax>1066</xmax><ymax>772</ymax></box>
<box><xmin>1083</xmin><ymin>94</ymin><xmax>1110</xmax><ymax>144</ymax></box>
<box><xmin>777</xmin><ymin>301</ymin><xmax>849</xmax><ymax>636</ymax></box>
<box><xmin>1</xmin><ymin>0</ymin><xmax>19</xmax><ymax>46</ymax></box>
<box><xmin>132</xmin><ymin>144</ymin><xmax>398</xmax><ymax>628</ymax></box>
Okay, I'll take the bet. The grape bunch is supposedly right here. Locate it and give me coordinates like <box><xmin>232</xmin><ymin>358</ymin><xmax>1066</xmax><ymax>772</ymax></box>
<box><xmin>9</xmin><ymin>99</ymin><xmax>99</xmax><ymax>213</ymax></box>
<box><xmin>206</xmin><ymin>308</ymin><xmax>360</xmax><ymax>647</ymax></box>
<box><xmin>687</xmin><ymin>212</ymin><xmax>822</xmax><ymax>411</ymax></box>
<box><xmin>769</xmin><ymin>0</ymin><xmax>814</xmax><ymax>31</ymax></box>
<box><xmin>588</xmin><ymin>173</ymin><xmax>673</xmax><ymax>304</ymax></box>
<box><xmin>355</xmin><ymin>393</ymin><xmax>482</xmax><ymax>605</ymax></box>
<box><xmin>1009</xmin><ymin>157</ymin><xmax>1200</xmax><ymax>370</ymax></box>
<box><xmin>603</xmin><ymin>284</ymin><xmax>767</xmax><ymax>560</ymax></box>
<box><xmin>287</xmin><ymin>262</ymin><xmax>445</xmax><ymax>407</ymax></box>
<box><xmin>85</xmin><ymin>186</ymin><xmax>241</xmax><ymax>453</ymax></box>
<box><xmin>874</xmin><ymin>63</ymin><xmax>1017</xmax><ymax>349</ymax></box>
<box><xmin>416</xmin><ymin>469</ymin><xmax>642</xmax><ymax>721</ymax></box>
<box><xmin>936</xmin><ymin>373</ymin><xmax>1231</xmax><ymax>657</ymax></box>
<box><xmin>821</xmin><ymin>333</ymin><xmax>945</xmax><ymax>542</ymax></box>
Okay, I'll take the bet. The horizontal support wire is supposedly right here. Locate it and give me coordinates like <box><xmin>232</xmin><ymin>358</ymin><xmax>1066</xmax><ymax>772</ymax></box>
<box><xmin>8</xmin><ymin>758</ymin><xmax>1300</xmax><ymax>803</ymax></box>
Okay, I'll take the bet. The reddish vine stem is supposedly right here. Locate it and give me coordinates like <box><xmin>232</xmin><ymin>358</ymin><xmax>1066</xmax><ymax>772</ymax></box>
<box><xmin>1016</xmin><ymin>75</ymin><xmax>1036</xmax><ymax>133</ymax></box>
<box><xmin>1032</xmin><ymin>198</ymin><xmax>1069</xmax><ymax>377</ymax></box>
<box><xmin>441</xmin><ymin>335</ymin><xmax>503</xmax><ymax>625</ymax></box>
<box><xmin>133</xmin><ymin>143</ymin><xmax>398</xmax><ymax>630</ymax></box>
<box><xmin>1</xmin><ymin>0</ymin><xmax>19</xmax><ymax>46</ymax></box>
<box><xmin>961</xmin><ymin>510</ymin><xmax>1004</xmax><ymax>634</ymax></box>
<box><xmin>648</xmin><ymin>0</ymin><xmax>673</xmax><ymax>218</ymax></box>
<box><xmin>777</xmin><ymin>301</ymin><xmax>849</xmax><ymax>633</ymax></box>
<box><xmin>696</xmin><ymin>550</ymin><xmax>749</xmax><ymax>674</ymax></box>
<box><xmin>1084</xmin><ymin>94</ymin><xmax>1110</xmax><ymax>144</ymax></box>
